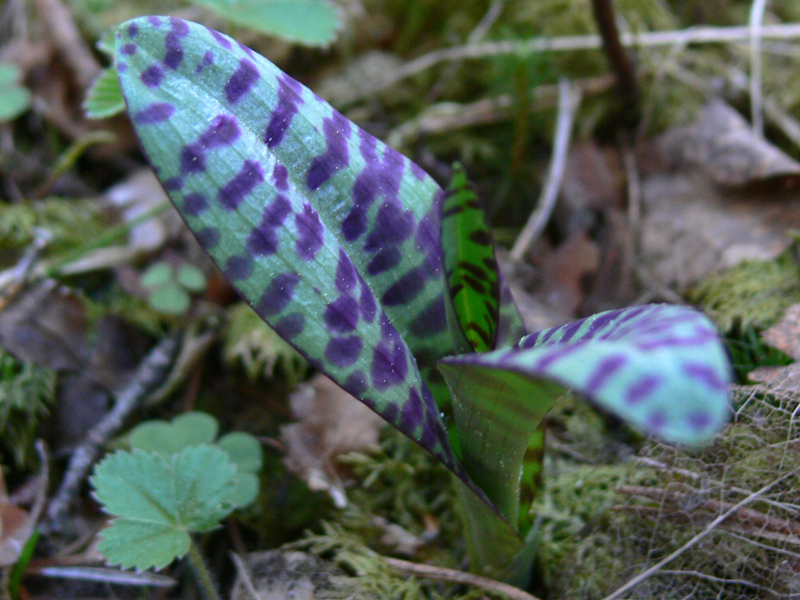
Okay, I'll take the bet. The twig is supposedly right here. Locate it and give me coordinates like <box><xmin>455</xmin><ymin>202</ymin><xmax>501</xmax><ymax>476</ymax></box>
<box><xmin>591</xmin><ymin>0</ymin><xmax>639</xmax><ymax>108</ymax></box>
<box><xmin>749</xmin><ymin>0</ymin><xmax>770</xmax><ymax>136</ymax></box>
<box><xmin>345</xmin><ymin>22</ymin><xmax>800</xmax><ymax>104</ymax></box>
<box><xmin>384</xmin><ymin>556</ymin><xmax>542</xmax><ymax>600</ymax></box>
<box><xmin>511</xmin><ymin>79</ymin><xmax>581</xmax><ymax>261</ymax></box>
<box><xmin>44</xmin><ymin>334</ymin><xmax>181</xmax><ymax>527</ymax></box>
<box><xmin>600</xmin><ymin>467</ymin><xmax>800</xmax><ymax>600</ymax></box>
<box><xmin>31</xmin><ymin>0</ymin><xmax>100</xmax><ymax>89</ymax></box>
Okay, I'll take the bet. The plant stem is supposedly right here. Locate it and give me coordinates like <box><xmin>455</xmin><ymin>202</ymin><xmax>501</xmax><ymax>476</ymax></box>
<box><xmin>590</xmin><ymin>0</ymin><xmax>640</xmax><ymax>110</ymax></box>
<box><xmin>187</xmin><ymin>540</ymin><xmax>222</xmax><ymax>600</ymax></box>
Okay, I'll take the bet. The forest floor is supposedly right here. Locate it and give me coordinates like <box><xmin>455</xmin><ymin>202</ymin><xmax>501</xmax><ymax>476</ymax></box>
<box><xmin>2</xmin><ymin>0</ymin><xmax>800</xmax><ymax>598</ymax></box>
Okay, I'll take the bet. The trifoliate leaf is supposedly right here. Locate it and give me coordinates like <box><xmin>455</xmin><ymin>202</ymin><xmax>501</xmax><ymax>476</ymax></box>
<box><xmin>193</xmin><ymin>0</ymin><xmax>340</xmax><ymax>46</ymax></box>
<box><xmin>176</xmin><ymin>265</ymin><xmax>207</xmax><ymax>291</ymax></box>
<box><xmin>84</xmin><ymin>66</ymin><xmax>125</xmax><ymax>119</ymax></box>
<box><xmin>91</xmin><ymin>446</ymin><xmax>237</xmax><ymax>570</ymax></box>
<box><xmin>140</xmin><ymin>262</ymin><xmax>173</xmax><ymax>288</ymax></box>
<box><xmin>130</xmin><ymin>412</ymin><xmax>219</xmax><ymax>457</ymax></box>
<box><xmin>0</xmin><ymin>63</ymin><xmax>31</xmax><ymax>123</ymax></box>
<box><xmin>148</xmin><ymin>284</ymin><xmax>190</xmax><ymax>314</ymax></box>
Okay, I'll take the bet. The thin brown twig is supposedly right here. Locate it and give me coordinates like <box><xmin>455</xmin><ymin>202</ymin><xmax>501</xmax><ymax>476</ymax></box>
<box><xmin>344</xmin><ymin>22</ymin><xmax>800</xmax><ymax>104</ymax></box>
<box><xmin>511</xmin><ymin>79</ymin><xmax>581</xmax><ymax>261</ymax></box>
<box><xmin>384</xmin><ymin>556</ymin><xmax>542</xmax><ymax>600</ymax></box>
<box><xmin>44</xmin><ymin>334</ymin><xmax>181</xmax><ymax>527</ymax></box>
<box><xmin>601</xmin><ymin>467</ymin><xmax>800</xmax><ymax>600</ymax></box>
<box><xmin>590</xmin><ymin>0</ymin><xmax>639</xmax><ymax>108</ymax></box>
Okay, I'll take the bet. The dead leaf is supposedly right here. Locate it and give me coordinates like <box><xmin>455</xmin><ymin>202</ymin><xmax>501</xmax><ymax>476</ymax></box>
<box><xmin>0</xmin><ymin>448</ymin><xmax>47</xmax><ymax>566</ymax></box>
<box><xmin>0</xmin><ymin>279</ymin><xmax>87</xmax><ymax>372</ymax></box>
<box><xmin>657</xmin><ymin>99</ymin><xmax>800</xmax><ymax>186</ymax></box>
<box><xmin>749</xmin><ymin>303</ymin><xmax>800</xmax><ymax>390</ymax></box>
<box><xmin>539</xmin><ymin>230</ymin><xmax>600</xmax><ymax>314</ymax></box>
<box><xmin>640</xmin><ymin>172</ymin><xmax>800</xmax><ymax>290</ymax></box>
<box><xmin>280</xmin><ymin>374</ymin><xmax>384</xmax><ymax>508</ymax></box>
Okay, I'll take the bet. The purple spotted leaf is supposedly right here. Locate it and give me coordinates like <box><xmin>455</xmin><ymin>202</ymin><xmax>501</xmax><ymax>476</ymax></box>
<box><xmin>114</xmin><ymin>16</ymin><xmax>483</xmax><ymax>492</ymax></box>
<box><xmin>438</xmin><ymin>304</ymin><xmax>731</xmax><ymax>525</ymax></box>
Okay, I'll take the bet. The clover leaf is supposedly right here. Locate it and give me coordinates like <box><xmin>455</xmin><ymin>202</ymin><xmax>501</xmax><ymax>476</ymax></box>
<box><xmin>91</xmin><ymin>445</ymin><xmax>238</xmax><ymax>570</ymax></box>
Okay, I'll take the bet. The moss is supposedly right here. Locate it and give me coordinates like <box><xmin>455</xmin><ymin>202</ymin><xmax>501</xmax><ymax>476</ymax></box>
<box><xmin>688</xmin><ymin>255</ymin><xmax>800</xmax><ymax>333</ymax></box>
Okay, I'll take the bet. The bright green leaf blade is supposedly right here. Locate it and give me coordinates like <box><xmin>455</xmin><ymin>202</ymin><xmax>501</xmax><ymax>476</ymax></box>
<box><xmin>91</xmin><ymin>446</ymin><xmax>239</xmax><ymax>570</ymax></box>
<box><xmin>91</xmin><ymin>449</ymin><xmax>178</xmax><ymax>524</ymax></box>
<box><xmin>97</xmin><ymin>520</ymin><xmax>190</xmax><ymax>571</ymax></box>
<box><xmin>228</xmin><ymin>472</ymin><xmax>259</xmax><ymax>507</ymax></box>
<box><xmin>140</xmin><ymin>262</ymin><xmax>172</xmax><ymax>288</ymax></box>
<box><xmin>441</xmin><ymin>163</ymin><xmax>500</xmax><ymax>353</ymax></box>
<box><xmin>130</xmin><ymin>412</ymin><xmax>219</xmax><ymax>456</ymax></box>
<box><xmin>194</xmin><ymin>0</ymin><xmax>340</xmax><ymax>47</ymax></box>
<box><xmin>84</xmin><ymin>66</ymin><xmax>126</xmax><ymax>119</ymax></box>
<box><xmin>217</xmin><ymin>432</ymin><xmax>262</xmax><ymax>473</ymax></box>
<box><xmin>149</xmin><ymin>285</ymin><xmax>190</xmax><ymax>314</ymax></box>
<box><xmin>439</xmin><ymin>304</ymin><xmax>732</xmax><ymax>522</ymax></box>
<box><xmin>0</xmin><ymin>63</ymin><xmax>20</xmax><ymax>87</ymax></box>
<box><xmin>0</xmin><ymin>63</ymin><xmax>31</xmax><ymax>123</ymax></box>
<box><xmin>114</xmin><ymin>17</ymin><xmax>468</xmax><ymax>482</ymax></box>
<box><xmin>172</xmin><ymin>445</ymin><xmax>237</xmax><ymax>530</ymax></box>
<box><xmin>176</xmin><ymin>264</ymin><xmax>207</xmax><ymax>291</ymax></box>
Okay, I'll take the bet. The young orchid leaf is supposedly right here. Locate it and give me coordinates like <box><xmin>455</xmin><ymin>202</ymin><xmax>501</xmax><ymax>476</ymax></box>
<box><xmin>439</xmin><ymin>304</ymin><xmax>731</xmax><ymax>518</ymax></box>
<box><xmin>114</xmin><ymin>16</ymin><xmax>471</xmax><ymax>485</ymax></box>
<box><xmin>441</xmin><ymin>163</ymin><xmax>500</xmax><ymax>354</ymax></box>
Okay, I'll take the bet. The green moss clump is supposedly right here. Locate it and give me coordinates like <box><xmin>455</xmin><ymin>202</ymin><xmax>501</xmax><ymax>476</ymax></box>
<box><xmin>688</xmin><ymin>256</ymin><xmax>800</xmax><ymax>333</ymax></box>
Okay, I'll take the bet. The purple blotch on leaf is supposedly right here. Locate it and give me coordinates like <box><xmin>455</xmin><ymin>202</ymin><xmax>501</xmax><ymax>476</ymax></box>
<box><xmin>624</xmin><ymin>375</ymin><xmax>661</xmax><ymax>406</ymax></box>
<box><xmin>141</xmin><ymin>65</ymin><xmax>163</xmax><ymax>87</ymax></box>
<box><xmin>399</xmin><ymin>388</ymin><xmax>424</xmax><ymax>432</ymax></box>
<box><xmin>209</xmin><ymin>28</ymin><xmax>232</xmax><ymax>48</ymax></box>
<box><xmin>272</xmin><ymin>164</ymin><xmax>288</xmax><ymax>191</ymax></box>
<box><xmin>127</xmin><ymin>22</ymin><xmax>139</xmax><ymax>37</ymax></box>
<box><xmin>183</xmin><ymin>193</ymin><xmax>208</xmax><ymax>216</ymax></box>
<box><xmin>133</xmin><ymin>102</ymin><xmax>173</xmax><ymax>124</ymax></box>
<box><xmin>359</xmin><ymin>283</ymin><xmax>377</xmax><ymax>322</ymax></box>
<box><xmin>306</xmin><ymin>114</ymin><xmax>351</xmax><ymax>190</ymax></box>
<box><xmin>218</xmin><ymin>160</ymin><xmax>264</xmax><ymax>210</ymax></box>
<box><xmin>367</xmin><ymin>248</ymin><xmax>402</xmax><ymax>276</ymax></box>
<box><xmin>409</xmin><ymin>297</ymin><xmax>447</xmax><ymax>338</ymax></box>
<box><xmin>121</xmin><ymin>43</ymin><xmax>137</xmax><ymax>56</ymax></box>
<box><xmin>335</xmin><ymin>250</ymin><xmax>357</xmax><ymax>293</ymax></box>
<box><xmin>225</xmin><ymin>58</ymin><xmax>259</xmax><ymax>105</ymax></box>
<box><xmin>344</xmin><ymin>371</ymin><xmax>368</xmax><ymax>396</ymax></box>
<box><xmin>259</xmin><ymin>272</ymin><xmax>300</xmax><ymax>316</ymax></box>
<box><xmin>274</xmin><ymin>313</ymin><xmax>305</xmax><ymax>339</ymax></box>
<box><xmin>584</xmin><ymin>354</ymin><xmax>627</xmax><ymax>395</ymax></box>
<box><xmin>162</xmin><ymin>176</ymin><xmax>183</xmax><ymax>191</ymax></box>
<box><xmin>264</xmin><ymin>74</ymin><xmax>302</xmax><ymax>149</ymax></box>
<box><xmin>324</xmin><ymin>296</ymin><xmax>360</xmax><ymax>333</ymax></box>
<box><xmin>295</xmin><ymin>203</ymin><xmax>324</xmax><ymax>261</ymax></box>
<box><xmin>683</xmin><ymin>362</ymin><xmax>728</xmax><ymax>392</ymax></box>
<box><xmin>196</xmin><ymin>50</ymin><xmax>214</xmax><ymax>74</ymax></box>
<box><xmin>325</xmin><ymin>336</ymin><xmax>363</xmax><ymax>368</ymax></box>
<box><xmin>371</xmin><ymin>339</ymin><xmax>408</xmax><ymax>391</ymax></box>
<box><xmin>381</xmin><ymin>267</ymin><xmax>426</xmax><ymax>306</ymax></box>
<box><xmin>195</xmin><ymin>227</ymin><xmax>220</xmax><ymax>249</ymax></box>
<box><xmin>364</xmin><ymin>201</ymin><xmax>414</xmax><ymax>251</ymax></box>
<box><xmin>224</xmin><ymin>255</ymin><xmax>253</xmax><ymax>281</ymax></box>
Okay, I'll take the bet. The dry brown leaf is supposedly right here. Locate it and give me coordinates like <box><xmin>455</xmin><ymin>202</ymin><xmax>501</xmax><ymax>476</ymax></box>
<box><xmin>639</xmin><ymin>172</ymin><xmax>800</xmax><ymax>290</ymax></box>
<box><xmin>0</xmin><ymin>458</ymin><xmax>46</xmax><ymax>566</ymax></box>
<box><xmin>657</xmin><ymin>99</ymin><xmax>800</xmax><ymax>186</ymax></box>
<box><xmin>539</xmin><ymin>230</ymin><xmax>600</xmax><ymax>314</ymax></box>
<box><xmin>280</xmin><ymin>374</ymin><xmax>384</xmax><ymax>508</ymax></box>
<box><xmin>749</xmin><ymin>303</ymin><xmax>800</xmax><ymax>389</ymax></box>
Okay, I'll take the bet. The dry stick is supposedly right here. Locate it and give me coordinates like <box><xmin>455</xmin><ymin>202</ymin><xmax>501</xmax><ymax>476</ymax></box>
<box><xmin>510</xmin><ymin>79</ymin><xmax>581</xmax><ymax>261</ymax></box>
<box><xmin>348</xmin><ymin>22</ymin><xmax>800</xmax><ymax>103</ymax></box>
<box><xmin>44</xmin><ymin>334</ymin><xmax>181</xmax><ymax>527</ymax></box>
<box><xmin>749</xmin><ymin>0</ymin><xmax>770</xmax><ymax>136</ymax></box>
<box><xmin>600</xmin><ymin>467</ymin><xmax>800</xmax><ymax>600</ymax></box>
<box><xmin>384</xmin><ymin>556</ymin><xmax>542</xmax><ymax>600</ymax></box>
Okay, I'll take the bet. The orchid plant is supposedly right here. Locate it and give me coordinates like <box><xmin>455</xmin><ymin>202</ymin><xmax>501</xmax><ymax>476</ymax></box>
<box><xmin>113</xmin><ymin>17</ymin><xmax>731</xmax><ymax>587</ymax></box>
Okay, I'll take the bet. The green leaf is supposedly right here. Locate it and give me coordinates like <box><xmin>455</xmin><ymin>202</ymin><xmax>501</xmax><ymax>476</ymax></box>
<box><xmin>140</xmin><ymin>262</ymin><xmax>172</xmax><ymax>288</ymax></box>
<box><xmin>91</xmin><ymin>446</ymin><xmax>238</xmax><ymax>570</ymax></box>
<box><xmin>148</xmin><ymin>284</ymin><xmax>191</xmax><ymax>314</ymax></box>
<box><xmin>193</xmin><ymin>0</ymin><xmax>340</xmax><ymax>47</ymax></box>
<box><xmin>441</xmin><ymin>163</ymin><xmax>500</xmax><ymax>353</ymax></box>
<box><xmin>130</xmin><ymin>412</ymin><xmax>219</xmax><ymax>456</ymax></box>
<box><xmin>439</xmin><ymin>304</ymin><xmax>732</xmax><ymax>522</ymax></box>
<box><xmin>176</xmin><ymin>264</ymin><xmax>207</xmax><ymax>291</ymax></box>
<box><xmin>114</xmin><ymin>17</ymin><xmax>468</xmax><ymax>480</ymax></box>
<box><xmin>0</xmin><ymin>63</ymin><xmax>31</xmax><ymax>123</ymax></box>
<box><xmin>217</xmin><ymin>431</ymin><xmax>262</xmax><ymax>473</ymax></box>
<box><xmin>84</xmin><ymin>66</ymin><xmax>126</xmax><ymax>119</ymax></box>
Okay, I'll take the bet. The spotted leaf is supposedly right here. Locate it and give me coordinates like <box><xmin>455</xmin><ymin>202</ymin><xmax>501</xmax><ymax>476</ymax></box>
<box><xmin>114</xmin><ymin>16</ymin><xmax>469</xmax><ymax>482</ymax></box>
<box><xmin>441</xmin><ymin>163</ymin><xmax>500</xmax><ymax>353</ymax></box>
<box><xmin>438</xmin><ymin>304</ymin><xmax>732</xmax><ymax>525</ymax></box>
